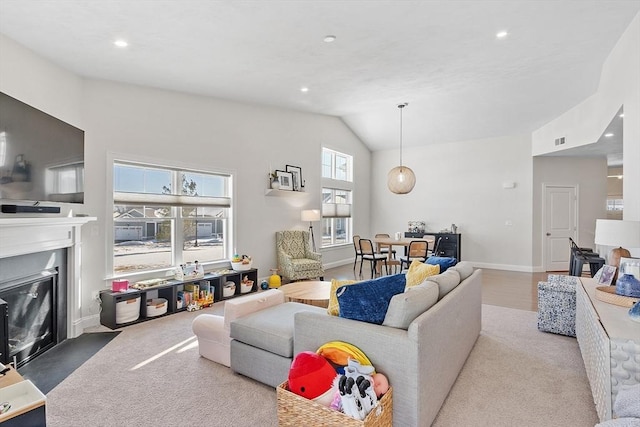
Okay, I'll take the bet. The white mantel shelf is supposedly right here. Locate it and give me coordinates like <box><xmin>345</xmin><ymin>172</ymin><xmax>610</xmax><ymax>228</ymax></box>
<box><xmin>0</xmin><ymin>216</ymin><xmax>96</xmax><ymax>228</ymax></box>
<box><xmin>0</xmin><ymin>216</ymin><xmax>96</xmax><ymax>259</ymax></box>
<box><xmin>0</xmin><ymin>215</ymin><xmax>96</xmax><ymax>339</ymax></box>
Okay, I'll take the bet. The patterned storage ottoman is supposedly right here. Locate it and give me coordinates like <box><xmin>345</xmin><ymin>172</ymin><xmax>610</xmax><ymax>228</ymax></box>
<box><xmin>537</xmin><ymin>275</ymin><xmax>580</xmax><ymax>337</ymax></box>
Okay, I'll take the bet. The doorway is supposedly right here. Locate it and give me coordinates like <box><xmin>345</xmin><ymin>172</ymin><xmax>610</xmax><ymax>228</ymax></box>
<box><xmin>543</xmin><ymin>184</ymin><xmax>578</xmax><ymax>271</ymax></box>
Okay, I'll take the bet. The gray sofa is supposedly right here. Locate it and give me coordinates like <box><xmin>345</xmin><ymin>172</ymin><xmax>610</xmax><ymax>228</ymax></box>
<box><xmin>229</xmin><ymin>263</ymin><xmax>482</xmax><ymax>427</ymax></box>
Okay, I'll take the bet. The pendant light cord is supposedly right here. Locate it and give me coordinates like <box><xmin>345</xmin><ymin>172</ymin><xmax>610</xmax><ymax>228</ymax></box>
<box><xmin>398</xmin><ymin>103</ymin><xmax>407</xmax><ymax>169</ymax></box>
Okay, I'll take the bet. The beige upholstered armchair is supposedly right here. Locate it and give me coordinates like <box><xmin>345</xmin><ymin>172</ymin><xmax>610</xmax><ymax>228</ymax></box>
<box><xmin>276</xmin><ymin>230</ymin><xmax>324</xmax><ymax>281</ymax></box>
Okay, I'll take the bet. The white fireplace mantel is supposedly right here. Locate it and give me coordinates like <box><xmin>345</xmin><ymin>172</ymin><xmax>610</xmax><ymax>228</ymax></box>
<box><xmin>0</xmin><ymin>216</ymin><xmax>97</xmax><ymax>338</ymax></box>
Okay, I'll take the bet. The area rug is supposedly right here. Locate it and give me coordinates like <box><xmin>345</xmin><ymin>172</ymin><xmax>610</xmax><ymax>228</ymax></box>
<box><xmin>44</xmin><ymin>304</ymin><xmax>598</xmax><ymax>426</ymax></box>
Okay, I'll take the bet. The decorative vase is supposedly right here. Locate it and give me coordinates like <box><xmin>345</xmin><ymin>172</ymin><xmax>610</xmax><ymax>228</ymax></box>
<box><xmin>629</xmin><ymin>301</ymin><xmax>640</xmax><ymax>323</ymax></box>
<box><xmin>271</xmin><ymin>178</ymin><xmax>280</xmax><ymax>190</ymax></box>
<box><xmin>615</xmin><ymin>273</ymin><xmax>640</xmax><ymax>298</ymax></box>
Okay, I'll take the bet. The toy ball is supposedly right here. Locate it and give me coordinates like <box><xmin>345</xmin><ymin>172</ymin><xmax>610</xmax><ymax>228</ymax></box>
<box><xmin>288</xmin><ymin>351</ymin><xmax>336</xmax><ymax>400</ymax></box>
<box><xmin>260</xmin><ymin>280</ymin><xmax>269</xmax><ymax>290</ymax></box>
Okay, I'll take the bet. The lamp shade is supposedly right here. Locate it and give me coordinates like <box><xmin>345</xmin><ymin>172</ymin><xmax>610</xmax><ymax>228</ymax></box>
<box><xmin>594</xmin><ymin>219</ymin><xmax>640</xmax><ymax>248</ymax></box>
<box><xmin>387</xmin><ymin>166</ymin><xmax>416</xmax><ymax>194</ymax></box>
<box><xmin>301</xmin><ymin>209</ymin><xmax>321</xmax><ymax>222</ymax></box>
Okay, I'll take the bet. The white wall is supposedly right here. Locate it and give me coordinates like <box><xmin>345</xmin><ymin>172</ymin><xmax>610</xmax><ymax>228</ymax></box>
<box><xmin>532</xmin><ymin>13</ymin><xmax>640</xmax><ymax>220</ymax></box>
<box><xmin>0</xmin><ymin>35</ymin><xmax>371</xmax><ymax>329</ymax></box>
<box><xmin>371</xmin><ymin>134</ymin><xmax>533</xmax><ymax>271</ymax></box>
<box><xmin>0</xmin><ymin>34</ymin><xmax>83</xmax><ymax>129</ymax></box>
<box><xmin>531</xmin><ymin>157</ymin><xmax>608</xmax><ymax>270</ymax></box>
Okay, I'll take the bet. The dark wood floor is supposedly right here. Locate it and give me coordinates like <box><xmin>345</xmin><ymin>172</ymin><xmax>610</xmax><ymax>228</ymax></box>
<box><xmin>324</xmin><ymin>262</ymin><xmax>560</xmax><ymax>312</ymax></box>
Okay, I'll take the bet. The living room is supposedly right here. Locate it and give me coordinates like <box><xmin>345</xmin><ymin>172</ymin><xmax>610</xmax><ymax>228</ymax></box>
<box><xmin>0</xmin><ymin>2</ymin><xmax>639</xmax><ymax>426</ymax></box>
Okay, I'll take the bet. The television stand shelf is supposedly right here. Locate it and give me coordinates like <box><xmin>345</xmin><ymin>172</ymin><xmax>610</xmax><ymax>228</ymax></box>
<box><xmin>99</xmin><ymin>268</ymin><xmax>258</xmax><ymax>329</ymax></box>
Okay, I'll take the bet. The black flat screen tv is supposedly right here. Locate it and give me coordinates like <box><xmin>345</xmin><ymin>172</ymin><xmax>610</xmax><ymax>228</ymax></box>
<box><xmin>0</xmin><ymin>92</ymin><xmax>84</xmax><ymax>204</ymax></box>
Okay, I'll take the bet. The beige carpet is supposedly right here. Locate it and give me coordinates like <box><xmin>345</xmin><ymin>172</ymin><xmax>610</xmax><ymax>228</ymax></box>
<box><xmin>45</xmin><ymin>303</ymin><xmax>598</xmax><ymax>426</ymax></box>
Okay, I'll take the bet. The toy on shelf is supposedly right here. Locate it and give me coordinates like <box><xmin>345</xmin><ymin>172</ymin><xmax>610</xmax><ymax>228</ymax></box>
<box><xmin>175</xmin><ymin>261</ymin><xmax>204</xmax><ymax>280</ymax></box>
<box><xmin>231</xmin><ymin>254</ymin><xmax>253</xmax><ymax>271</ymax></box>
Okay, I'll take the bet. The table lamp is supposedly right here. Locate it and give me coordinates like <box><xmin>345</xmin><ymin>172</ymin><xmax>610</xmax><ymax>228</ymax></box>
<box><xmin>594</xmin><ymin>219</ymin><xmax>640</xmax><ymax>283</ymax></box>
<box><xmin>301</xmin><ymin>209</ymin><xmax>321</xmax><ymax>252</ymax></box>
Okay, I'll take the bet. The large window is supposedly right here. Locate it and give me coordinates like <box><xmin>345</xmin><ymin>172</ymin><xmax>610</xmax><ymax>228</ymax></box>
<box><xmin>321</xmin><ymin>148</ymin><xmax>353</xmax><ymax>247</ymax></box>
<box><xmin>112</xmin><ymin>161</ymin><xmax>231</xmax><ymax>276</ymax></box>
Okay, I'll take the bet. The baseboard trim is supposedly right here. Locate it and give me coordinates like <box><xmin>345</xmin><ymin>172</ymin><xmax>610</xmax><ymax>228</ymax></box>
<box><xmin>323</xmin><ymin>258</ymin><xmax>354</xmax><ymax>270</ymax></box>
<box><xmin>470</xmin><ymin>262</ymin><xmax>537</xmax><ymax>273</ymax></box>
<box><xmin>78</xmin><ymin>313</ymin><xmax>101</xmax><ymax>333</ymax></box>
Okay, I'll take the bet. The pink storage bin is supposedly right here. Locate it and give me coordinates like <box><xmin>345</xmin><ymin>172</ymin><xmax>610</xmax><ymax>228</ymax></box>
<box><xmin>112</xmin><ymin>280</ymin><xmax>129</xmax><ymax>292</ymax></box>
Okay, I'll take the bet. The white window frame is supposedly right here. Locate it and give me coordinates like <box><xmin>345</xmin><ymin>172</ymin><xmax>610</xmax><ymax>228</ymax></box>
<box><xmin>108</xmin><ymin>157</ymin><xmax>234</xmax><ymax>279</ymax></box>
<box><xmin>321</xmin><ymin>147</ymin><xmax>353</xmax><ymax>248</ymax></box>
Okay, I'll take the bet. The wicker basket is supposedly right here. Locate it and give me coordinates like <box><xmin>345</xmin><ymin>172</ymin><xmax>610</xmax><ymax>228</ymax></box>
<box><xmin>595</xmin><ymin>286</ymin><xmax>639</xmax><ymax>308</ymax></box>
<box><xmin>277</xmin><ymin>381</ymin><xmax>392</xmax><ymax>427</ymax></box>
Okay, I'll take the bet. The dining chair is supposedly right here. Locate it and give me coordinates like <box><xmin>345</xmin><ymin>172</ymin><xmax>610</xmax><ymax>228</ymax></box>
<box><xmin>398</xmin><ymin>240</ymin><xmax>429</xmax><ymax>270</ymax></box>
<box><xmin>359</xmin><ymin>238</ymin><xmax>388</xmax><ymax>279</ymax></box>
<box><xmin>352</xmin><ymin>235</ymin><xmax>364</xmax><ymax>272</ymax></box>
<box><xmin>422</xmin><ymin>234</ymin><xmax>436</xmax><ymax>257</ymax></box>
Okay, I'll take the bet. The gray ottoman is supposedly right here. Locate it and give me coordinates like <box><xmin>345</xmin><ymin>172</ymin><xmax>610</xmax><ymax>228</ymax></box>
<box><xmin>230</xmin><ymin>302</ymin><xmax>326</xmax><ymax>387</ymax></box>
<box><xmin>537</xmin><ymin>275</ymin><xmax>579</xmax><ymax>337</ymax></box>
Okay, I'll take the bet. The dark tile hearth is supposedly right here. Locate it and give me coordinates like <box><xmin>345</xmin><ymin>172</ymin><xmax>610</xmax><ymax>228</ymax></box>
<box><xmin>18</xmin><ymin>332</ymin><xmax>120</xmax><ymax>394</ymax></box>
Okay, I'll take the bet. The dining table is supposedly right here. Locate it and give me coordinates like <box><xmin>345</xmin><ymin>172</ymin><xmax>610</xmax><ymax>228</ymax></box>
<box><xmin>372</xmin><ymin>236</ymin><xmax>435</xmax><ymax>274</ymax></box>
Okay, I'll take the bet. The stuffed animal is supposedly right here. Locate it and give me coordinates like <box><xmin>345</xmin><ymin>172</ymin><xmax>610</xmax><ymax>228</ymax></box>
<box><xmin>288</xmin><ymin>351</ymin><xmax>337</xmax><ymax>406</ymax></box>
<box><xmin>372</xmin><ymin>372</ymin><xmax>389</xmax><ymax>397</ymax></box>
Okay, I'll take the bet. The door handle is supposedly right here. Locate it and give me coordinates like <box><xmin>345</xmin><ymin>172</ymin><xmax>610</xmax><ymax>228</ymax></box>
<box><xmin>546</xmin><ymin>233</ymin><xmax>551</xmax><ymax>236</ymax></box>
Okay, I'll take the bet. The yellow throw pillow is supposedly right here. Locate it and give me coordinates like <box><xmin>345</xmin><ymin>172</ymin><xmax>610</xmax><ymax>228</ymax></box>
<box><xmin>406</xmin><ymin>260</ymin><xmax>440</xmax><ymax>288</ymax></box>
<box><xmin>327</xmin><ymin>279</ymin><xmax>359</xmax><ymax>316</ymax></box>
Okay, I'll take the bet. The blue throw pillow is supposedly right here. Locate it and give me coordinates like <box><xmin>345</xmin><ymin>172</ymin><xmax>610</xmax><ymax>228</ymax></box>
<box><xmin>425</xmin><ymin>256</ymin><xmax>458</xmax><ymax>272</ymax></box>
<box><xmin>336</xmin><ymin>274</ymin><xmax>406</xmax><ymax>324</ymax></box>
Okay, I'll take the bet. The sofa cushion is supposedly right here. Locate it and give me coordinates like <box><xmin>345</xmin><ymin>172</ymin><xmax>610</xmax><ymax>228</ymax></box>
<box><xmin>230</xmin><ymin>302</ymin><xmax>325</xmax><ymax>358</ymax></box>
<box><xmin>425</xmin><ymin>256</ymin><xmax>458</xmax><ymax>272</ymax></box>
<box><xmin>383</xmin><ymin>281</ymin><xmax>439</xmax><ymax>329</ymax></box>
<box><xmin>449</xmin><ymin>261</ymin><xmax>473</xmax><ymax>281</ymax></box>
<box><xmin>405</xmin><ymin>260</ymin><xmax>440</xmax><ymax>289</ymax></box>
<box><xmin>427</xmin><ymin>269</ymin><xmax>462</xmax><ymax>300</ymax></box>
<box><xmin>327</xmin><ymin>279</ymin><xmax>360</xmax><ymax>316</ymax></box>
<box><xmin>337</xmin><ymin>274</ymin><xmax>406</xmax><ymax>325</ymax></box>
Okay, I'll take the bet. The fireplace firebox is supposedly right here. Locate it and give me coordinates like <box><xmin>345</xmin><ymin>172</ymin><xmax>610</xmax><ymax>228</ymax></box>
<box><xmin>0</xmin><ymin>269</ymin><xmax>58</xmax><ymax>367</ymax></box>
<box><xmin>0</xmin><ymin>248</ymin><xmax>68</xmax><ymax>368</ymax></box>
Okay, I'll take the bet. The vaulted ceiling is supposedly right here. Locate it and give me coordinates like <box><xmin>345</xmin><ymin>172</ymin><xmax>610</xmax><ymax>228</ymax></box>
<box><xmin>1</xmin><ymin>0</ymin><xmax>638</xmax><ymax>157</ymax></box>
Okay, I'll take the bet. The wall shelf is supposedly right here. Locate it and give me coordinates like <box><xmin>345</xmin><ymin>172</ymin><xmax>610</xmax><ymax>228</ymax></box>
<box><xmin>264</xmin><ymin>189</ymin><xmax>308</xmax><ymax>197</ymax></box>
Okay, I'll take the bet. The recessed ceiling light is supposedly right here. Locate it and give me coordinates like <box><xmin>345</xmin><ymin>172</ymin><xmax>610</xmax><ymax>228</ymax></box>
<box><xmin>619</xmin><ymin>113</ymin><xmax>624</xmax><ymax>118</ymax></box>
<box><xmin>604</xmin><ymin>133</ymin><xmax>614</xmax><ymax>137</ymax></box>
<box><xmin>300</xmin><ymin>87</ymin><xmax>309</xmax><ymax>93</ymax></box>
<box><xmin>324</xmin><ymin>35</ymin><xmax>336</xmax><ymax>43</ymax></box>
<box><xmin>496</xmin><ymin>31</ymin><xmax>508</xmax><ymax>39</ymax></box>
<box><xmin>114</xmin><ymin>39</ymin><xmax>128</xmax><ymax>48</ymax></box>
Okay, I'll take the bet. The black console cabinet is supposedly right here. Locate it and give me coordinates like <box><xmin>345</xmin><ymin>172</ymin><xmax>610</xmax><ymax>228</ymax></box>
<box><xmin>405</xmin><ymin>232</ymin><xmax>462</xmax><ymax>260</ymax></box>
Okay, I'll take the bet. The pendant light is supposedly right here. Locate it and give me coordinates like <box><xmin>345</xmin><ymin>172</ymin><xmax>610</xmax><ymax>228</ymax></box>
<box><xmin>387</xmin><ymin>102</ymin><xmax>416</xmax><ymax>194</ymax></box>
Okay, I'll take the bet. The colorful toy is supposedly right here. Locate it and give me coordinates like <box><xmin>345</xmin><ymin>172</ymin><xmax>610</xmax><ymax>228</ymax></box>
<box><xmin>288</xmin><ymin>351</ymin><xmax>337</xmax><ymax>404</ymax></box>
<box><xmin>372</xmin><ymin>372</ymin><xmax>389</xmax><ymax>397</ymax></box>
<box><xmin>317</xmin><ymin>341</ymin><xmax>373</xmax><ymax>374</ymax></box>
<box><xmin>268</xmin><ymin>268</ymin><xmax>281</xmax><ymax>288</ymax></box>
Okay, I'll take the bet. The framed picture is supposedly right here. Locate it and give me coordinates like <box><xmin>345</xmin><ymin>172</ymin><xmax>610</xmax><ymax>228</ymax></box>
<box><xmin>597</xmin><ymin>265</ymin><xmax>617</xmax><ymax>286</ymax></box>
<box><xmin>286</xmin><ymin>165</ymin><xmax>303</xmax><ymax>191</ymax></box>
<box><xmin>276</xmin><ymin>170</ymin><xmax>293</xmax><ymax>191</ymax></box>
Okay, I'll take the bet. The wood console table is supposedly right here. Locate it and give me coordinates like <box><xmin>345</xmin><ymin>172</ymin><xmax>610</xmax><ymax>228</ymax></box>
<box><xmin>576</xmin><ymin>278</ymin><xmax>640</xmax><ymax>421</ymax></box>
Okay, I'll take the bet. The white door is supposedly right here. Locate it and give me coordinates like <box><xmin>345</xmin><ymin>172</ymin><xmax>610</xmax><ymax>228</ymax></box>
<box><xmin>543</xmin><ymin>185</ymin><xmax>577</xmax><ymax>271</ymax></box>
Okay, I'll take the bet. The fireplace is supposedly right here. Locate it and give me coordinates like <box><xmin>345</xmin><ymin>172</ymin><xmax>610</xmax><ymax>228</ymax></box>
<box><xmin>0</xmin><ymin>250</ymin><xmax>67</xmax><ymax>367</ymax></box>
<box><xmin>0</xmin><ymin>216</ymin><xmax>94</xmax><ymax>365</ymax></box>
